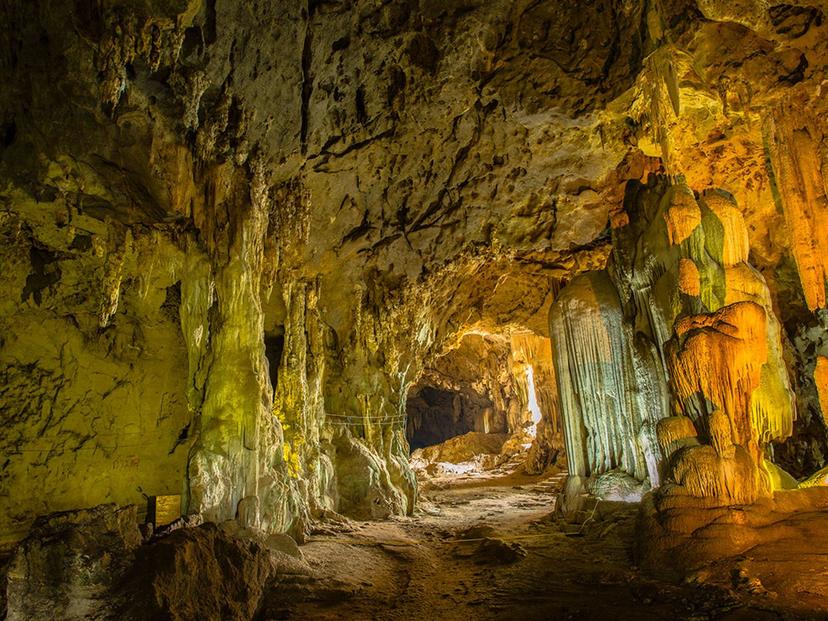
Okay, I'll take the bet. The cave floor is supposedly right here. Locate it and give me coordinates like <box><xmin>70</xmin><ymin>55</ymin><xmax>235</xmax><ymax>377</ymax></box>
<box><xmin>263</xmin><ymin>468</ymin><xmax>807</xmax><ymax>621</ymax></box>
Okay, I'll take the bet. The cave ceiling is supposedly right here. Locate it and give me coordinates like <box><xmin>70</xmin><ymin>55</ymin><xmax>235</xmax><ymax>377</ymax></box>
<box><xmin>5</xmin><ymin>0</ymin><xmax>824</xmax><ymax>335</ymax></box>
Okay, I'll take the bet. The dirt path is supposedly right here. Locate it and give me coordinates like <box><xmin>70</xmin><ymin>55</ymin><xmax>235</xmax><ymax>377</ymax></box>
<box><xmin>261</xmin><ymin>469</ymin><xmax>809</xmax><ymax>621</ymax></box>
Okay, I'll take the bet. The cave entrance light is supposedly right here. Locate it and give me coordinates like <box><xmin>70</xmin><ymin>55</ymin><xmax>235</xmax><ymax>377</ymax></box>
<box><xmin>524</xmin><ymin>364</ymin><xmax>542</xmax><ymax>441</ymax></box>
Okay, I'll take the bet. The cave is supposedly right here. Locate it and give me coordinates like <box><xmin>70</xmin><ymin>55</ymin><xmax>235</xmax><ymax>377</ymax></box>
<box><xmin>3</xmin><ymin>1</ymin><xmax>828</xmax><ymax>619</ymax></box>
<box><xmin>405</xmin><ymin>331</ymin><xmax>512</xmax><ymax>455</ymax></box>
<box><xmin>264</xmin><ymin>332</ymin><xmax>284</xmax><ymax>392</ymax></box>
<box><xmin>406</xmin><ymin>385</ymin><xmax>480</xmax><ymax>451</ymax></box>
<box><xmin>405</xmin><ymin>330</ymin><xmax>562</xmax><ymax>484</ymax></box>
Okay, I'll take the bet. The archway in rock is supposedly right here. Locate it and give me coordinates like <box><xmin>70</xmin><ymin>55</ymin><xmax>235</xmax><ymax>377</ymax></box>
<box><xmin>406</xmin><ymin>327</ymin><xmax>565</xmax><ymax>490</ymax></box>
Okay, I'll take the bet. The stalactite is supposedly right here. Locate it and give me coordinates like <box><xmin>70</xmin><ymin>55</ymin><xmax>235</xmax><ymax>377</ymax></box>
<box><xmin>98</xmin><ymin>229</ymin><xmax>131</xmax><ymax>328</ymax></box>
<box><xmin>639</xmin><ymin>48</ymin><xmax>682</xmax><ymax>169</ymax></box>
<box><xmin>764</xmin><ymin>110</ymin><xmax>828</xmax><ymax>311</ymax></box>
<box><xmin>670</xmin><ymin>443</ymin><xmax>759</xmax><ymax>504</ymax></box>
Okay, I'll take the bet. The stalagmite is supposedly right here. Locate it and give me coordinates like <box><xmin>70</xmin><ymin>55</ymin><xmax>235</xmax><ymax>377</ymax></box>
<box><xmin>550</xmin><ymin>270</ymin><xmax>662</xmax><ymax>498</ymax></box>
<box><xmin>656</xmin><ymin>416</ymin><xmax>699</xmax><ymax>458</ymax></box>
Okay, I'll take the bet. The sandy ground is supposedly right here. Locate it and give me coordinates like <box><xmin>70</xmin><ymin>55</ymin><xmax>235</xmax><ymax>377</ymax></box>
<box><xmin>260</xmin><ymin>463</ymin><xmax>826</xmax><ymax>621</ymax></box>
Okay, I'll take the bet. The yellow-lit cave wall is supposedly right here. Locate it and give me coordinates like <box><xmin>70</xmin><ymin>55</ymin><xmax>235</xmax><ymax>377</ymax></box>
<box><xmin>0</xmin><ymin>198</ymin><xmax>192</xmax><ymax>544</ymax></box>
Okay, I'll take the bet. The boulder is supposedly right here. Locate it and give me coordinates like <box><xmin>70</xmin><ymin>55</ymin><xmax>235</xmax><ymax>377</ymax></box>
<box><xmin>4</xmin><ymin>504</ymin><xmax>141</xmax><ymax>621</ymax></box>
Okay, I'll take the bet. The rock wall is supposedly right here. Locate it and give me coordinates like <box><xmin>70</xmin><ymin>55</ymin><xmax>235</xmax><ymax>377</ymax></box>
<box><xmin>0</xmin><ymin>197</ymin><xmax>194</xmax><ymax>544</ymax></box>
<box><xmin>510</xmin><ymin>332</ymin><xmax>565</xmax><ymax>474</ymax></box>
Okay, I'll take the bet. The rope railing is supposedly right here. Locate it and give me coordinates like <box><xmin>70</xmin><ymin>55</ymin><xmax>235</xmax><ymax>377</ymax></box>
<box><xmin>325</xmin><ymin>413</ymin><xmax>406</xmax><ymax>420</ymax></box>
<box><xmin>325</xmin><ymin>418</ymin><xmax>406</xmax><ymax>426</ymax></box>
<box><xmin>322</xmin><ymin>413</ymin><xmax>407</xmax><ymax>426</ymax></box>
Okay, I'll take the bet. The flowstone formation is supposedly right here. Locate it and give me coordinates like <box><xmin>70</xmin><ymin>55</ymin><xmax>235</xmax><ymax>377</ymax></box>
<box><xmin>617</xmin><ymin>177</ymin><xmax>795</xmax><ymax>503</ymax></box>
<box><xmin>551</xmin><ymin>176</ymin><xmax>796</xmax><ymax>506</ymax></box>
<box><xmin>551</xmin><ymin>269</ymin><xmax>664</xmax><ymax>504</ymax></box>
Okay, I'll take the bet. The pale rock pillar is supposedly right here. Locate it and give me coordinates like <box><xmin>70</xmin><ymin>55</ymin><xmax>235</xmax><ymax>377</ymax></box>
<box><xmin>550</xmin><ymin>270</ymin><xmax>663</xmax><ymax>500</ymax></box>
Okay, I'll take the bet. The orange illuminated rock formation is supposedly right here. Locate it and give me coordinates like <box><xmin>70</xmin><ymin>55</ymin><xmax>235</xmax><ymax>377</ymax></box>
<box><xmin>667</xmin><ymin>301</ymin><xmax>792</xmax><ymax>502</ymax></box>
<box><xmin>816</xmin><ymin>356</ymin><xmax>828</xmax><ymax>427</ymax></box>
<box><xmin>765</xmin><ymin>110</ymin><xmax>828</xmax><ymax>311</ymax></box>
<box><xmin>551</xmin><ymin>175</ymin><xmax>795</xmax><ymax>504</ymax></box>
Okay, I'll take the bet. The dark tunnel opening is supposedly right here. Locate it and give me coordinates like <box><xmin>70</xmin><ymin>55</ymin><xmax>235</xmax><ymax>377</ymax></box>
<box><xmin>264</xmin><ymin>333</ymin><xmax>284</xmax><ymax>392</ymax></box>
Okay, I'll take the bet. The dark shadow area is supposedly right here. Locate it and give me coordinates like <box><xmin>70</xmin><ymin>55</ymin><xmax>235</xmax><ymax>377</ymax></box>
<box><xmin>264</xmin><ymin>333</ymin><xmax>284</xmax><ymax>392</ymax></box>
<box><xmin>406</xmin><ymin>385</ymin><xmax>485</xmax><ymax>450</ymax></box>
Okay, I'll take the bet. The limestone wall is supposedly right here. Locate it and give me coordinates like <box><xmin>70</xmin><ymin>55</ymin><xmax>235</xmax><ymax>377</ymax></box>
<box><xmin>0</xmin><ymin>198</ymin><xmax>193</xmax><ymax>545</ymax></box>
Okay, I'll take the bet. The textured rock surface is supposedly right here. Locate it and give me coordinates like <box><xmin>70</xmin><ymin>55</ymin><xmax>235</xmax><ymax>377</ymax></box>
<box><xmin>0</xmin><ymin>209</ymin><xmax>194</xmax><ymax>543</ymax></box>
<box><xmin>120</xmin><ymin>522</ymin><xmax>279</xmax><ymax>621</ymax></box>
<box><xmin>1</xmin><ymin>0</ymin><xmax>828</xmax><ymax>575</ymax></box>
<box><xmin>637</xmin><ymin>486</ymin><xmax>828</xmax><ymax>614</ymax></box>
<box><xmin>4</xmin><ymin>504</ymin><xmax>141</xmax><ymax>620</ymax></box>
<box><xmin>1</xmin><ymin>504</ymin><xmax>307</xmax><ymax>621</ymax></box>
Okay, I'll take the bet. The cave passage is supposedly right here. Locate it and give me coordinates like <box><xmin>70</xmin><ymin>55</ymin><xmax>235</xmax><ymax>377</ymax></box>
<box><xmin>6</xmin><ymin>1</ymin><xmax>828</xmax><ymax>618</ymax></box>
<box><xmin>406</xmin><ymin>331</ymin><xmax>564</xmax><ymax>485</ymax></box>
<box><xmin>405</xmin><ymin>383</ymin><xmax>505</xmax><ymax>451</ymax></box>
